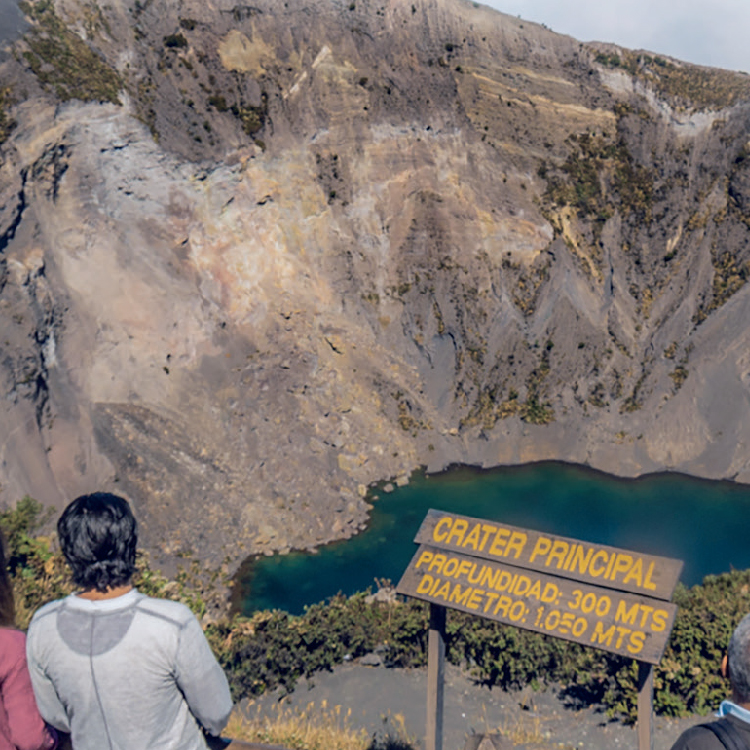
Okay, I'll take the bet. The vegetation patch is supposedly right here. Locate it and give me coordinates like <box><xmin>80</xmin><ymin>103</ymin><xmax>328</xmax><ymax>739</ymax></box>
<box><xmin>461</xmin><ymin>387</ymin><xmax>520</xmax><ymax>431</ymax></box>
<box><xmin>520</xmin><ymin>344</ymin><xmax>555</xmax><ymax>425</ymax></box>
<box><xmin>588</xmin><ymin>381</ymin><xmax>608</xmax><ymax>408</ymax></box>
<box><xmin>694</xmin><ymin>251</ymin><xmax>750</xmax><ymax>323</ymax></box>
<box><xmin>18</xmin><ymin>0</ymin><xmax>122</xmax><ymax>104</ymax></box>
<box><xmin>0</xmin><ymin>87</ymin><xmax>15</xmax><ymax>145</ymax></box>
<box><xmin>391</xmin><ymin>392</ymin><xmax>430</xmax><ymax>434</ymax></box>
<box><xmin>224</xmin><ymin>701</ymin><xmax>414</xmax><ymax>750</ymax></box>
<box><xmin>508</xmin><ymin>259</ymin><xmax>549</xmax><ymax>316</ymax></box>
<box><xmin>163</xmin><ymin>32</ymin><xmax>188</xmax><ymax>49</ymax></box>
<box><xmin>236</xmin><ymin>102</ymin><xmax>266</xmax><ymax>137</ymax></box>
<box><xmin>593</xmin><ymin>50</ymin><xmax>750</xmax><ymax>110</ymax></box>
<box><xmin>540</xmin><ymin>130</ymin><xmax>653</xmax><ymax>229</ymax></box>
<box><xmin>620</xmin><ymin>372</ymin><xmax>646</xmax><ymax>413</ymax></box>
<box><xmin>669</xmin><ymin>366</ymin><xmax>689</xmax><ymax>390</ymax></box>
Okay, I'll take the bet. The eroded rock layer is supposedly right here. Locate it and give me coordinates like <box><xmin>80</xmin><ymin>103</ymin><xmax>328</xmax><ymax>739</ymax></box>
<box><xmin>2</xmin><ymin>0</ymin><xmax>750</xmax><ymax>570</ymax></box>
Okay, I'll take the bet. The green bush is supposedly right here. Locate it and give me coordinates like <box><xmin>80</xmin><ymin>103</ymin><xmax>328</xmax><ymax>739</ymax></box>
<box><xmin>0</xmin><ymin>87</ymin><xmax>14</xmax><ymax>145</ymax></box>
<box><xmin>164</xmin><ymin>33</ymin><xmax>188</xmax><ymax>49</ymax></box>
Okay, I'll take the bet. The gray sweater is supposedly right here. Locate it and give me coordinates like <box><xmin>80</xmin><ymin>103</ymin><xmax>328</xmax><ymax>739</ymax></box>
<box><xmin>26</xmin><ymin>589</ymin><xmax>233</xmax><ymax>750</ymax></box>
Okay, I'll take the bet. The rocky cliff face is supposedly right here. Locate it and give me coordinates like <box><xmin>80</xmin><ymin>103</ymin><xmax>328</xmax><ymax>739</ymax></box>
<box><xmin>2</xmin><ymin>0</ymin><xmax>750</xmax><ymax>571</ymax></box>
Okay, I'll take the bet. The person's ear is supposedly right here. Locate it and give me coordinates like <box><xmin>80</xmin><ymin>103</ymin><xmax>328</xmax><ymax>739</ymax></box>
<box><xmin>722</xmin><ymin>653</ymin><xmax>729</xmax><ymax>679</ymax></box>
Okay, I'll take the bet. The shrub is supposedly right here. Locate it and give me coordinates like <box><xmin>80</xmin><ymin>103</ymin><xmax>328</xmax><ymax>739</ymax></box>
<box><xmin>164</xmin><ymin>33</ymin><xmax>188</xmax><ymax>49</ymax></box>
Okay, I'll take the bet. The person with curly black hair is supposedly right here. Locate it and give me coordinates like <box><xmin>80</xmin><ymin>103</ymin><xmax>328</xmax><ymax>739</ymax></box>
<box><xmin>26</xmin><ymin>493</ymin><xmax>232</xmax><ymax>750</ymax></box>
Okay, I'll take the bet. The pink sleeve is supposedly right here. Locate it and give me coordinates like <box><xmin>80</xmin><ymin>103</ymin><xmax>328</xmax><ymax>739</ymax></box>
<box><xmin>1</xmin><ymin>647</ymin><xmax>56</xmax><ymax>750</ymax></box>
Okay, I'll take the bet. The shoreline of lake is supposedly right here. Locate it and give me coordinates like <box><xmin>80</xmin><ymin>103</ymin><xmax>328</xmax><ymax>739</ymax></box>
<box><xmin>235</xmin><ymin>460</ymin><xmax>750</xmax><ymax>616</ymax></box>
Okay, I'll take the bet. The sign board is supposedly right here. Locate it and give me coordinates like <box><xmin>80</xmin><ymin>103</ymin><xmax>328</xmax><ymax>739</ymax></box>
<box><xmin>397</xmin><ymin>509</ymin><xmax>684</xmax><ymax>750</ymax></box>
<box><xmin>398</xmin><ymin>510</ymin><xmax>682</xmax><ymax>663</ymax></box>
<box><xmin>398</xmin><ymin>544</ymin><xmax>677</xmax><ymax>663</ymax></box>
<box><xmin>412</xmin><ymin>510</ymin><xmax>683</xmax><ymax>600</ymax></box>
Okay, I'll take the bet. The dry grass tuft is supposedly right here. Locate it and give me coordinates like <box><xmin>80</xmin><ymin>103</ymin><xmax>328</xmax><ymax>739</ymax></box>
<box><xmin>224</xmin><ymin>700</ymin><xmax>417</xmax><ymax>750</ymax></box>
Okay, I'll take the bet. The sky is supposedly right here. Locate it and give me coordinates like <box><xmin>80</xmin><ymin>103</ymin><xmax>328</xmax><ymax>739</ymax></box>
<box><xmin>480</xmin><ymin>0</ymin><xmax>750</xmax><ymax>74</ymax></box>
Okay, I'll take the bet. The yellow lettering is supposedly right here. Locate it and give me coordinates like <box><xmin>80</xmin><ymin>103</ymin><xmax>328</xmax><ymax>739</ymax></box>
<box><xmin>627</xmin><ymin>631</ymin><xmax>646</xmax><ymax>654</ymax></box>
<box><xmin>417</xmin><ymin>574</ymin><xmax>433</xmax><ymax>594</ymax></box>
<box><xmin>457</xmin><ymin>560</ymin><xmax>473</xmax><ymax>579</ymax></box>
<box><xmin>509</xmin><ymin>600</ymin><xmax>526</xmax><ymax>622</ymax></box>
<box><xmin>462</xmin><ymin>523</ymin><xmax>482</xmax><ymax>551</ymax></box>
<box><xmin>615</xmin><ymin>600</ymin><xmax>639</xmax><ymax>625</ymax></box>
<box><xmin>589</xmin><ymin>550</ymin><xmax>609</xmax><ymax>577</ymax></box>
<box><xmin>529</xmin><ymin>536</ymin><xmax>551</xmax><ymax>563</ymax></box>
<box><xmin>604</xmin><ymin>553</ymin><xmax>616</xmax><ymax>580</ymax></box>
<box><xmin>445</xmin><ymin>519</ymin><xmax>469</xmax><ymax>546</ymax></box>
<box><xmin>427</xmin><ymin>554</ymin><xmax>446</xmax><ymax>574</ymax></box>
<box><xmin>513</xmin><ymin>575</ymin><xmax>531</xmax><ymax>596</ymax></box>
<box><xmin>570</xmin><ymin>546</ymin><xmax>594</xmax><ymax>575</ymax></box>
<box><xmin>591</xmin><ymin>622</ymin><xmax>616</xmax><ymax>647</ymax></box>
<box><xmin>449</xmin><ymin>584</ymin><xmax>472</xmax><ymax>607</ymax></box>
<box><xmin>488</xmin><ymin>529</ymin><xmax>510</xmax><ymax>556</ymax></box>
<box><xmin>611</xmin><ymin>554</ymin><xmax>633</xmax><ymax>581</ymax></box>
<box><xmin>622</xmin><ymin>557</ymin><xmax>644</xmax><ymax>587</ymax></box>
<box><xmin>467</xmin><ymin>563</ymin><xmax>482</xmax><ymax>584</ymax></box>
<box><xmin>443</xmin><ymin>557</ymin><xmax>459</xmax><ymax>577</ymax></box>
<box><xmin>541</xmin><ymin>583</ymin><xmax>558</xmax><ymax>603</ymax></box>
<box><xmin>433</xmin><ymin>517</ymin><xmax>452</xmax><ymax>543</ymax></box>
<box><xmin>652</xmin><ymin>609</ymin><xmax>668</xmax><ymax>632</ymax></box>
<box><xmin>416</xmin><ymin>550</ymin><xmax>433</xmax><ymax>569</ymax></box>
<box><xmin>479</xmin><ymin>524</ymin><xmax>497</xmax><ymax>551</ymax></box>
<box><xmin>643</xmin><ymin>562</ymin><xmax>657</xmax><ymax>591</ymax></box>
<box><xmin>546</xmin><ymin>540</ymin><xmax>569</xmax><ymax>569</ymax></box>
<box><xmin>479</xmin><ymin>566</ymin><xmax>500</xmax><ymax>589</ymax></box>
<box><xmin>615</xmin><ymin>626</ymin><xmax>632</xmax><ymax>649</ymax></box>
<box><xmin>467</xmin><ymin>588</ymin><xmax>484</xmax><ymax>611</ymax></box>
<box><xmin>528</xmin><ymin>579</ymin><xmax>542</xmax><ymax>600</ymax></box>
<box><xmin>638</xmin><ymin>604</ymin><xmax>654</xmax><ymax>629</ymax></box>
<box><xmin>484</xmin><ymin>592</ymin><xmax>499</xmax><ymax>613</ymax></box>
<box><xmin>507</xmin><ymin>531</ymin><xmax>527</xmax><ymax>559</ymax></box>
<box><xmin>493</xmin><ymin>595</ymin><xmax>513</xmax><ymax>617</ymax></box>
<box><xmin>495</xmin><ymin>570</ymin><xmax>513</xmax><ymax>592</ymax></box>
<box><xmin>434</xmin><ymin>581</ymin><xmax>451</xmax><ymax>600</ymax></box>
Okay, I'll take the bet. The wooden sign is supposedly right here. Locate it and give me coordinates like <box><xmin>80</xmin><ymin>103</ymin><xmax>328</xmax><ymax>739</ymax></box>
<box><xmin>397</xmin><ymin>509</ymin><xmax>684</xmax><ymax>750</ymax></box>
<box><xmin>397</xmin><ymin>544</ymin><xmax>677</xmax><ymax>663</ymax></box>
<box><xmin>412</xmin><ymin>509</ymin><xmax>683</xmax><ymax>600</ymax></box>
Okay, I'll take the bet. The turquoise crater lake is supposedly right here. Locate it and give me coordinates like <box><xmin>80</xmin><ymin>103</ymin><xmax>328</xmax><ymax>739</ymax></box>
<box><xmin>237</xmin><ymin>462</ymin><xmax>750</xmax><ymax>615</ymax></box>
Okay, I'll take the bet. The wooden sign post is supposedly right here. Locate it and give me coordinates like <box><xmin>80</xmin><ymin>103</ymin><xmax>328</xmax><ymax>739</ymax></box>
<box><xmin>397</xmin><ymin>510</ymin><xmax>683</xmax><ymax>750</ymax></box>
<box><xmin>426</xmin><ymin>603</ymin><xmax>446</xmax><ymax>750</ymax></box>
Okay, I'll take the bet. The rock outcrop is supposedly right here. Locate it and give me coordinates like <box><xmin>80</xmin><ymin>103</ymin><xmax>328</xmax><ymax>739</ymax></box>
<box><xmin>1</xmin><ymin>0</ymin><xmax>750</xmax><ymax>571</ymax></box>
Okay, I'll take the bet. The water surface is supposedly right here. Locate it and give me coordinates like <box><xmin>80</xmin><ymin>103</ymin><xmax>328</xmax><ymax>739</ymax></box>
<box><xmin>238</xmin><ymin>462</ymin><xmax>750</xmax><ymax>615</ymax></box>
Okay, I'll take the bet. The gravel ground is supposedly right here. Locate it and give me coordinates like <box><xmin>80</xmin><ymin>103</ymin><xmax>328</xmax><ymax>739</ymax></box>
<box><xmin>245</xmin><ymin>662</ymin><xmax>709</xmax><ymax>750</ymax></box>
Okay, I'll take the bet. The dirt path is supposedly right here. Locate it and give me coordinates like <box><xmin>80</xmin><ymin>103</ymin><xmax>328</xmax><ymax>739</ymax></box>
<box><xmin>246</xmin><ymin>662</ymin><xmax>708</xmax><ymax>750</ymax></box>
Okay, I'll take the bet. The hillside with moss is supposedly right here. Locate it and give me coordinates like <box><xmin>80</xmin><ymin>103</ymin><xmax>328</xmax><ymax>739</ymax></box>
<box><xmin>2</xmin><ymin>0</ymin><xmax>750</xmax><ymax>572</ymax></box>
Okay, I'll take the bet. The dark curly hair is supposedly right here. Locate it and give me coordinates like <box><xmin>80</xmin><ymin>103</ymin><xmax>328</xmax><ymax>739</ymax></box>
<box><xmin>57</xmin><ymin>493</ymin><xmax>138</xmax><ymax>592</ymax></box>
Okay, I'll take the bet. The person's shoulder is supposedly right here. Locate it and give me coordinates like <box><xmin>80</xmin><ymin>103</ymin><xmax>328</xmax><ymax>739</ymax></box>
<box><xmin>0</xmin><ymin>628</ymin><xmax>27</xmax><ymax>676</ymax></box>
<box><xmin>0</xmin><ymin>627</ymin><xmax>27</xmax><ymax>663</ymax></box>
<box><xmin>672</xmin><ymin>721</ymin><xmax>738</xmax><ymax>750</ymax></box>
<box><xmin>132</xmin><ymin>593</ymin><xmax>198</xmax><ymax>628</ymax></box>
<box><xmin>28</xmin><ymin>597</ymin><xmax>66</xmax><ymax>630</ymax></box>
<box><xmin>0</xmin><ymin>627</ymin><xmax>26</xmax><ymax>647</ymax></box>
